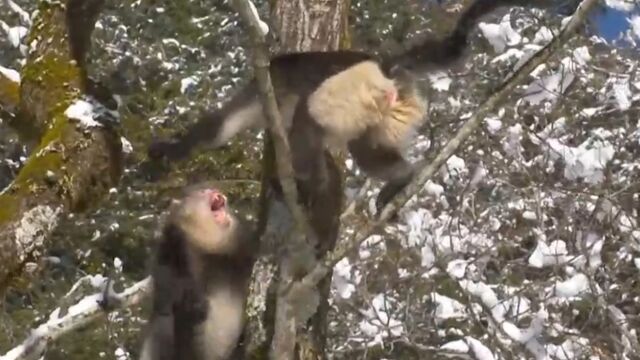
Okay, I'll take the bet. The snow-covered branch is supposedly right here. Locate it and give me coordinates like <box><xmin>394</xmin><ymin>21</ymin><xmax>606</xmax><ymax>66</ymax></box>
<box><xmin>0</xmin><ymin>277</ymin><xmax>151</xmax><ymax>360</ymax></box>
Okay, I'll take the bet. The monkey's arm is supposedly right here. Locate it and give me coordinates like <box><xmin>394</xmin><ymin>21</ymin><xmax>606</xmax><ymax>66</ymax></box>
<box><xmin>347</xmin><ymin>133</ymin><xmax>415</xmax><ymax>213</ymax></box>
<box><xmin>148</xmin><ymin>83</ymin><xmax>261</xmax><ymax>161</ymax></box>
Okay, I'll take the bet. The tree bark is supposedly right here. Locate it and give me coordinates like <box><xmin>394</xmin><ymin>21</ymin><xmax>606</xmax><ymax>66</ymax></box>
<box><xmin>246</xmin><ymin>1</ymin><xmax>350</xmax><ymax>359</ymax></box>
<box><xmin>0</xmin><ymin>0</ymin><xmax>122</xmax><ymax>295</ymax></box>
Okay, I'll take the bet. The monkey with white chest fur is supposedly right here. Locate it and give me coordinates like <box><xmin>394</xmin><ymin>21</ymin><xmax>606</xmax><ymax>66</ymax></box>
<box><xmin>139</xmin><ymin>184</ymin><xmax>256</xmax><ymax>360</ymax></box>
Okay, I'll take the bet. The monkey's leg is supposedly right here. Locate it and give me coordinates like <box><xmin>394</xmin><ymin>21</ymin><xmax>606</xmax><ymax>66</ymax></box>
<box><xmin>347</xmin><ymin>133</ymin><xmax>415</xmax><ymax>214</ymax></box>
<box><xmin>288</xmin><ymin>97</ymin><xmax>331</xmax><ymax>200</ymax></box>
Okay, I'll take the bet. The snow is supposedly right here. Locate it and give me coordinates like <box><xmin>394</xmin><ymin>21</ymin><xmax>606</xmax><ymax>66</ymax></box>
<box><xmin>332</xmin><ymin>258</ymin><xmax>356</xmax><ymax>299</ymax></box>
<box><xmin>605</xmin><ymin>0</ymin><xmax>636</xmax><ymax>12</ymax></box>
<box><xmin>180</xmin><ymin>75</ymin><xmax>199</xmax><ymax>94</ymax></box>
<box><xmin>0</xmin><ymin>65</ymin><xmax>20</xmax><ymax>83</ymax></box>
<box><xmin>65</xmin><ymin>100</ymin><xmax>103</xmax><ymax>128</ymax></box>
<box><xmin>7</xmin><ymin>26</ymin><xmax>27</xmax><ymax>48</ymax></box>
<box><xmin>478</xmin><ymin>14</ymin><xmax>522</xmax><ymax>53</ymax></box>
<box><xmin>428</xmin><ymin>71</ymin><xmax>452</xmax><ymax>91</ymax></box>
<box><xmin>431</xmin><ymin>293</ymin><xmax>467</xmax><ymax>322</ymax></box>
<box><xmin>522</xmin><ymin>70</ymin><xmax>575</xmax><ymax>106</ymax></box>
<box><xmin>630</xmin><ymin>15</ymin><xmax>640</xmax><ymax>40</ymax></box>
<box><xmin>553</xmin><ymin>273</ymin><xmax>590</xmax><ymax>298</ymax></box>
<box><xmin>466</xmin><ymin>337</ymin><xmax>496</xmax><ymax>360</ymax></box>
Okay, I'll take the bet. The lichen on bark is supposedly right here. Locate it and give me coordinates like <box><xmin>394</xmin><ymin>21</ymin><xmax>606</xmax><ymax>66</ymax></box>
<box><xmin>0</xmin><ymin>0</ymin><xmax>122</xmax><ymax>294</ymax></box>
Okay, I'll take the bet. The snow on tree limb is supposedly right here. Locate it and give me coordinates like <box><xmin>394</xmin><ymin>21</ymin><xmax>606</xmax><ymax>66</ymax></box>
<box><xmin>0</xmin><ymin>277</ymin><xmax>151</xmax><ymax>360</ymax></box>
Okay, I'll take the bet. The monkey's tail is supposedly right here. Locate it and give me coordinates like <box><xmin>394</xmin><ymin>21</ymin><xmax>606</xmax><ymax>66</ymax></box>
<box><xmin>383</xmin><ymin>0</ymin><xmax>551</xmax><ymax>72</ymax></box>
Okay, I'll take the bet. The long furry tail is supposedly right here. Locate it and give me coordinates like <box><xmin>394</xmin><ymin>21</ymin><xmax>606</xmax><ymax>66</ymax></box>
<box><xmin>384</xmin><ymin>0</ymin><xmax>553</xmax><ymax>71</ymax></box>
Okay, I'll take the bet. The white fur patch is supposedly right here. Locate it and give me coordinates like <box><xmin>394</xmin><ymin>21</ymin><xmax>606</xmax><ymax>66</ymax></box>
<box><xmin>197</xmin><ymin>284</ymin><xmax>245</xmax><ymax>359</ymax></box>
<box><xmin>308</xmin><ymin>61</ymin><xmax>394</xmax><ymax>146</ymax></box>
<box><xmin>214</xmin><ymin>100</ymin><xmax>264</xmax><ymax>147</ymax></box>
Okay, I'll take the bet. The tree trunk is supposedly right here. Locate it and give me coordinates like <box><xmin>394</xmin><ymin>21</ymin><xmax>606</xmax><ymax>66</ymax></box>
<box><xmin>0</xmin><ymin>0</ymin><xmax>122</xmax><ymax>295</ymax></box>
<box><xmin>245</xmin><ymin>1</ymin><xmax>350</xmax><ymax>359</ymax></box>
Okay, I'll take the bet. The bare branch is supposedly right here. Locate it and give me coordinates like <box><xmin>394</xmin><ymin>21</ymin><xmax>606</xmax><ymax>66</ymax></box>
<box><xmin>231</xmin><ymin>1</ymin><xmax>316</xmax><ymax>359</ymax></box>
<box><xmin>231</xmin><ymin>0</ymin><xmax>310</xmax><ymax>235</ymax></box>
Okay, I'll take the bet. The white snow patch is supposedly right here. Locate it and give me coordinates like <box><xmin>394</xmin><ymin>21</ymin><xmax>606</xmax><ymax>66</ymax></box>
<box><xmin>422</xmin><ymin>181</ymin><xmax>444</xmax><ymax>197</ymax></box>
<box><xmin>332</xmin><ymin>258</ymin><xmax>356</xmax><ymax>299</ymax></box>
<box><xmin>532</xmin><ymin>26</ymin><xmax>554</xmax><ymax>45</ymax></box>
<box><xmin>431</xmin><ymin>293</ymin><xmax>467</xmax><ymax>322</ymax></box>
<box><xmin>605</xmin><ymin>0</ymin><xmax>635</xmax><ymax>12</ymax></box>
<box><xmin>180</xmin><ymin>75</ymin><xmax>199</xmax><ymax>94</ymax></box>
<box><xmin>522</xmin><ymin>210</ymin><xmax>537</xmax><ymax>220</ymax></box>
<box><xmin>541</xmin><ymin>138</ymin><xmax>615</xmax><ymax>184</ymax></box>
<box><xmin>609</xmin><ymin>77</ymin><xmax>632</xmax><ymax>111</ymax></box>
<box><xmin>440</xmin><ymin>339</ymin><xmax>469</xmax><ymax>353</ymax></box>
<box><xmin>529</xmin><ymin>240</ymin><xmax>570</xmax><ymax>268</ymax></box>
<box><xmin>630</xmin><ymin>15</ymin><xmax>640</xmax><ymax>40</ymax></box>
<box><xmin>0</xmin><ymin>65</ymin><xmax>20</xmax><ymax>83</ymax></box>
<box><xmin>522</xmin><ymin>71</ymin><xmax>575</xmax><ymax>106</ymax></box>
<box><xmin>114</xmin><ymin>257</ymin><xmax>123</xmax><ymax>273</ymax></box>
<box><xmin>478</xmin><ymin>15</ymin><xmax>522</xmax><ymax>53</ymax></box>
<box><xmin>65</xmin><ymin>100</ymin><xmax>102</xmax><ymax>127</ymax></box>
<box><xmin>7</xmin><ymin>26</ymin><xmax>28</xmax><ymax>48</ymax></box>
<box><xmin>466</xmin><ymin>337</ymin><xmax>495</xmax><ymax>360</ymax></box>
<box><xmin>358</xmin><ymin>293</ymin><xmax>404</xmax><ymax>345</ymax></box>
<box><xmin>572</xmin><ymin>46</ymin><xmax>592</xmax><ymax>66</ymax></box>
<box><xmin>120</xmin><ymin>137</ymin><xmax>133</xmax><ymax>154</ymax></box>
<box><xmin>553</xmin><ymin>273</ymin><xmax>590</xmax><ymax>298</ymax></box>
<box><xmin>484</xmin><ymin>116</ymin><xmax>502</xmax><ymax>134</ymax></box>
<box><xmin>446</xmin><ymin>259</ymin><xmax>468</xmax><ymax>279</ymax></box>
<box><xmin>428</xmin><ymin>71</ymin><xmax>452</xmax><ymax>92</ymax></box>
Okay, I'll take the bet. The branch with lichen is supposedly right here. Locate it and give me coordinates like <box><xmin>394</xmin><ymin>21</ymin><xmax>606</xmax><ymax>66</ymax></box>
<box><xmin>0</xmin><ymin>0</ymin><xmax>122</xmax><ymax>294</ymax></box>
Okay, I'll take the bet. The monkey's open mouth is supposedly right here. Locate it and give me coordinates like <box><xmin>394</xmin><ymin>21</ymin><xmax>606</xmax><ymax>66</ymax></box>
<box><xmin>209</xmin><ymin>191</ymin><xmax>226</xmax><ymax>212</ymax></box>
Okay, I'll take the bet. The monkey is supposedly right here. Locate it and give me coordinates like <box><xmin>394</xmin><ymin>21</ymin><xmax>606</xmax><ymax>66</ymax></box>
<box><xmin>148</xmin><ymin>0</ymin><xmax>549</xmax><ymax>211</ymax></box>
<box><xmin>139</xmin><ymin>184</ymin><xmax>256</xmax><ymax>360</ymax></box>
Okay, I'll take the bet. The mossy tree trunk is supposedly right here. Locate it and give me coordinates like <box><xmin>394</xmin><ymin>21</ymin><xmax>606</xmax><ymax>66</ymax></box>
<box><xmin>245</xmin><ymin>1</ymin><xmax>350</xmax><ymax>359</ymax></box>
<box><xmin>0</xmin><ymin>0</ymin><xmax>122</xmax><ymax>295</ymax></box>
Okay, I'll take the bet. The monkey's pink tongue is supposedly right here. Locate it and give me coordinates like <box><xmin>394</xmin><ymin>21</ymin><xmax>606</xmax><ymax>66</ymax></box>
<box><xmin>210</xmin><ymin>192</ymin><xmax>226</xmax><ymax>211</ymax></box>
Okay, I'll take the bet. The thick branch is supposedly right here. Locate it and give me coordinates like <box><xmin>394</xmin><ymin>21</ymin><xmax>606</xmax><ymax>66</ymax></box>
<box><xmin>295</xmin><ymin>0</ymin><xmax>600</xmax><ymax>293</ymax></box>
<box><xmin>0</xmin><ymin>0</ymin><xmax>122</xmax><ymax>294</ymax></box>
